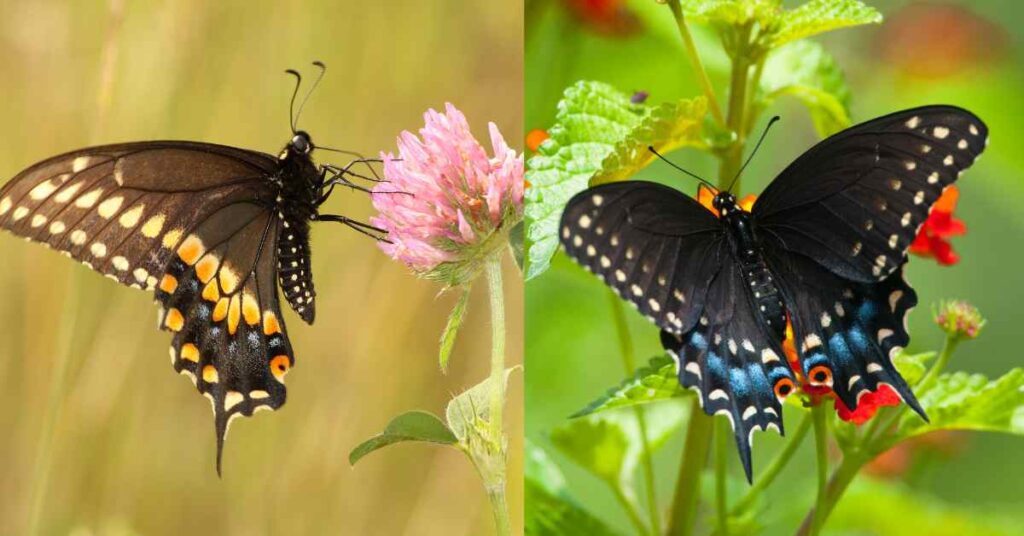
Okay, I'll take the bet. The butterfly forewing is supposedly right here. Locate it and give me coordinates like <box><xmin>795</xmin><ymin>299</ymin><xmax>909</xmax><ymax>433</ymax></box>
<box><xmin>754</xmin><ymin>106</ymin><xmax>988</xmax><ymax>282</ymax></box>
<box><xmin>560</xmin><ymin>181</ymin><xmax>724</xmax><ymax>335</ymax></box>
<box><xmin>0</xmin><ymin>140</ymin><xmax>309</xmax><ymax>473</ymax></box>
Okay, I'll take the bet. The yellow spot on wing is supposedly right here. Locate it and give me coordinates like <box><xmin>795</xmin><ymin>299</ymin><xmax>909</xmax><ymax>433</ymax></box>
<box><xmin>54</xmin><ymin>183</ymin><xmax>82</xmax><ymax>203</ymax></box>
<box><xmin>165</xmin><ymin>308</ymin><xmax>184</xmax><ymax>331</ymax></box>
<box><xmin>31</xmin><ymin>214</ymin><xmax>47</xmax><ymax>228</ymax></box>
<box><xmin>177</xmin><ymin>235</ymin><xmax>205</xmax><ymax>265</ymax></box>
<box><xmin>0</xmin><ymin>197</ymin><xmax>11</xmax><ymax>215</ymax></box>
<box><xmin>180</xmin><ymin>343</ymin><xmax>200</xmax><ymax>362</ymax></box>
<box><xmin>97</xmin><ymin>196</ymin><xmax>123</xmax><ymax>219</ymax></box>
<box><xmin>29</xmin><ymin>180</ymin><xmax>59</xmax><ymax>200</ymax></box>
<box><xmin>159</xmin><ymin>274</ymin><xmax>178</xmax><ymax>294</ymax></box>
<box><xmin>224</xmin><ymin>391</ymin><xmax>244</xmax><ymax>411</ymax></box>
<box><xmin>72</xmin><ymin>156</ymin><xmax>91</xmax><ymax>172</ymax></box>
<box><xmin>111</xmin><ymin>256</ymin><xmax>129</xmax><ymax>271</ymax></box>
<box><xmin>242</xmin><ymin>293</ymin><xmax>260</xmax><ymax>326</ymax></box>
<box><xmin>202</xmin><ymin>365</ymin><xmax>219</xmax><ymax>383</ymax></box>
<box><xmin>118</xmin><ymin>204</ymin><xmax>144</xmax><ymax>228</ymax></box>
<box><xmin>249</xmin><ymin>390</ymin><xmax>269</xmax><ymax>399</ymax></box>
<box><xmin>161</xmin><ymin>229</ymin><xmax>183</xmax><ymax>250</ymax></box>
<box><xmin>141</xmin><ymin>214</ymin><xmax>165</xmax><ymax>238</ymax></box>
<box><xmin>75</xmin><ymin>188</ymin><xmax>103</xmax><ymax>208</ymax></box>
<box><xmin>227</xmin><ymin>296</ymin><xmax>241</xmax><ymax>335</ymax></box>
<box><xmin>218</xmin><ymin>264</ymin><xmax>240</xmax><ymax>294</ymax></box>
<box><xmin>70</xmin><ymin>230</ymin><xmax>87</xmax><ymax>245</ymax></box>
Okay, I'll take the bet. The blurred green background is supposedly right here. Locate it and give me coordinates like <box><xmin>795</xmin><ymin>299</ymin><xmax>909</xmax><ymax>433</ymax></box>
<box><xmin>0</xmin><ymin>1</ymin><xmax>522</xmax><ymax>535</ymax></box>
<box><xmin>526</xmin><ymin>0</ymin><xmax>1024</xmax><ymax>534</ymax></box>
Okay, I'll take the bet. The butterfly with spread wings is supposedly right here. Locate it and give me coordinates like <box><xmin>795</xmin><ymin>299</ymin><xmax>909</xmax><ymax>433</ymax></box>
<box><xmin>559</xmin><ymin>106</ymin><xmax>988</xmax><ymax>481</ymax></box>
<box><xmin>0</xmin><ymin>63</ymin><xmax>384</xmax><ymax>473</ymax></box>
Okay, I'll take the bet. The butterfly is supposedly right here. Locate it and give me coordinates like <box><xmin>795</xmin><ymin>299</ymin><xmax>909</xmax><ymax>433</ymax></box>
<box><xmin>559</xmin><ymin>106</ymin><xmax>987</xmax><ymax>481</ymax></box>
<box><xmin>0</xmin><ymin>63</ymin><xmax>385</xmax><ymax>474</ymax></box>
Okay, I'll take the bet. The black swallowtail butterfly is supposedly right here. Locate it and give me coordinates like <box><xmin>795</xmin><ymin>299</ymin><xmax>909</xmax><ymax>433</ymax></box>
<box><xmin>559</xmin><ymin>106</ymin><xmax>987</xmax><ymax>480</ymax></box>
<box><xmin>0</xmin><ymin>63</ymin><xmax>385</xmax><ymax>473</ymax></box>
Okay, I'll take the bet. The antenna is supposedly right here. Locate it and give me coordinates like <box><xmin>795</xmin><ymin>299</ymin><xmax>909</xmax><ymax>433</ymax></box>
<box><xmin>284</xmin><ymin>68</ymin><xmax>302</xmax><ymax>133</ymax></box>
<box><xmin>726</xmin><ymin>115</ymin><xmax>780</xmax><ymax>193</ymax></box>
<box><xmin>293</xmin><ymin>61</ymin><xmax>326</xmax><ymax>130</ymax></box>
<box><xmin>647</xmin><ymin>146</ymin><xmax>716</xmax><ymax>190</ymax></box>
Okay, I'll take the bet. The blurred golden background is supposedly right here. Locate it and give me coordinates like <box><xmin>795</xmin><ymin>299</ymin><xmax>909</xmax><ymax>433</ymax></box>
<box><xmin>0</xmin><ymin>1</ymin><xmax>522</xmax><ymax>534</ymax></box>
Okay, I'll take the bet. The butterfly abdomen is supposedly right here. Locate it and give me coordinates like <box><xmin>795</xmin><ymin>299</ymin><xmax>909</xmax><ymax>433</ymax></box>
<box><xmin>274</xmin><ymin>154</ymin><xmax>319</xmax><ymax>324</ymax></box>
<box><xmin>723</xmin><ymin>210</ymin><xmax>787</xmax><ymax>340</ymax></box>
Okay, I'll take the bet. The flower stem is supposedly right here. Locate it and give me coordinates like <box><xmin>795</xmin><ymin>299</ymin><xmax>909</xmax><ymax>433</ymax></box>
<box><xmin>731</xmin><ymin>413</ymin><xmax>812</xmax><ymax>515</ymax></box>
<box><xmin>613</xmin><ymin>483</ymin><xmax>652</xmax><ymax>536</ymax></box>
<box><xmin>795</xmin><ymin>454</ymin><xmax>865</xmax><ymax>536</ymax></box>
<box><xmin>608</xmin><ymin>291</ymin><xmax>662</xmax><ymax>534</ymax></box>
<box><xmin>665</xmin><ymin>0</ymin><xmax>726</xmax><ymax>126</ymax></box>
<box><xmin>809</xmin><ymin>404</ymin><xmax>830</xmax><ymax>535</ymax></box>
<box><xmin>714</xmin><ymin>419</ymin><xmax>730</xmax><ymax>536</ymax></box>
<box><xmin>916</xmin><ymin>333</ymin><xmax>960</xmax><ymax>395</ymax></box>
<box><xmin>483</xmin><ymin>256</ymin><xmax>510</xmax><ymax>536</ymax></box>
<box><xmin>667</xmin><ymin>403</ymin><xmax>714</xmax><ymax>536</ymax></box>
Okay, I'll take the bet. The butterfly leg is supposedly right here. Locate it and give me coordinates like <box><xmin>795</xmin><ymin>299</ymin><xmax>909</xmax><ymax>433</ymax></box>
<box><xmin>317</xmin><ymin>214</ymin><xmax>390</xmax><ymax>242</ymax></box>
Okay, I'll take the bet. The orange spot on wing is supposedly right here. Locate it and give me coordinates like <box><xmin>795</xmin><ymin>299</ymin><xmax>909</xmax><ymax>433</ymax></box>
<box><xmin>180</xmin><ymin>343</ymin><xmax>200</xmax><ymax>363</ymax></box>
<box><xmin>227</xmin><ymin>296</ymin><xmax>241</xmax><ymax>335</ymax></box>
<box><xmin>242</xmin><ymin>294</ymin><xmax>260</xmax><ymax>326</ymax></box>
<box><xmin>270</xmin><ymin>355</ymin><xmax>290</xmax><ymax>382</ymax></box>
<box><xmin>159</xmin><ymin>274</ymin><xmax>178</xmax><ymax>294</ymax></box>
<box><xmin>202</xmin><ymin>280</ymin><xmax>220</xmax><ymax>302</ymax></box>
<box><xmin>165</xmin><ymin>308</ymin><xmax>184</xmax><ymax>332</ymax></box>
<box><xmin>177</xmin><ymin>235</ymin><xmax>205</xmax><ymax>265</ymax></box>
<box><xmin>263</xmin><ymin>311</ymin><xmax>281</xmax><ymax>336</ymax></box>
<box><xmin>202</xmin><ymin>365</ymin><xmax>219</xmax><ymax>383</ymax></box>
<box><xmin>212</xmin><ymin>298</ymin><xmax>229</xmax><ymax>322</ymax></box>
<box><xmin>195</xmin><ymin>255</ymin><xmax>219</xmax><ymax>283</ymax></box>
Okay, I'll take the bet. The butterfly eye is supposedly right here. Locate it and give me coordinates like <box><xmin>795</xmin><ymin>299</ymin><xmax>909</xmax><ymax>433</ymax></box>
<box><xmin>291</xmin><ymin>132</ymin><xmax>312</xmax><ymax>154</ymax></box>
<box><xmin>773</xmin><ymin>378</ymin><xmax>795</xmax><ymax>400</ymax></box>
<box><xmin>808</xmin><ymin>365</ymin><xmax>834</xmax><ymax>387</ymax></box>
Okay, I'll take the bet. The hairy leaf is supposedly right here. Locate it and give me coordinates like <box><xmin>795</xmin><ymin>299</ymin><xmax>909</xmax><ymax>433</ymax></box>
<box><xmin>524</xmin><ymin>81</ymin><xmax>647</xmax><ymax>280</ymax></box>
<box><xmin>525</xmin><ymin>440</ymin><xmax>623</xmax><ymax>536</ymax></box>
<box><xmin>551</xmin><ymin>403</ymin><xmax>686</xmax><ymax>488</ymax></box>
<box><xmin>349</xmin><ymin>411</ymin><xmax>458</xmax><ymax>465</ymax></box>
<box><xmin>895</xmin><ymin>368</ymin><xmax>1024</xmax><ymax>441</ymax></box>
<box><xmin>446</xmin><ymin>367</ymin><xmax>518</xmax><ymax>440</ymax></box>
<box><xmin>892</xmin><ymin>351</ymin><xmax>937</xmax><ymax>385</ymax></box>
<box><xmin>573</xmin><ymin>354</ymin><xmax>690</xmax><ymax>417</ymax></box>
<box><xmin>681</xmin><ymin>0</ymin><xmax>782</xmax><ymax>28</ymax></box>
<box><xmin>592</xmin><ymin>97</ymin><xmax>708</xmax><ymax>184</ymax></box>
<box><xmin>759</xmin><ymin>40</ymin><xmax>851</xmax><ymax>137</ymax></box>
<box><xmin>769</xmin><ymin>0</ymin><xmax>882</xmax><ymax>48</ymax></box>
<box><xmin>439</xmin><ymin>286</ymin><xmax>471</xmax><ymax>372</ymax></box>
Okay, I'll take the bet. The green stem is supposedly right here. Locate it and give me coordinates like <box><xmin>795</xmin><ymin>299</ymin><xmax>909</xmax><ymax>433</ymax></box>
<box><xmin>916</xmin><ymin>334</ymin><xmax>959</xmax><ymax>395</ymax></box>
<box><xmin>809</xmin><ymin>405</ymin><xmax>830</xmax><ymax>535</ymax></box>
<box><xmin>665</xmin><ymin>0</ymin><xmax>726</xmax><ymax>126</ymax></box>
<box><xmin>608</xmin><ymin>291</ymin><xmax>662</xmax><ymax>534</ymax></box>
<box><xmin>483</xmin><ymin>257</ymin><xmax>510</xmax><ymax>536</ymax></box>
<box><xmin>795</xmin><ymin>454</ymin><xmax>865</xmax><ymax>536</ymax></box>
<box><xmin>718</xmin><ymin>28</ymin><xmax>753</xmax><ymax>187</ymax></box>
<box><xmin>714</xmin><ymin>419</ymin><xmax>730</xmax><ymax>536</ymax></box>
<box><xmin>613</xmin><ymin>483</ymin><xmax>652</xmax><ymax>536</ymax></box>
<box><xmin>731</xmin><ymin>413</ymin><xmax>813</xmax><ymax>515</ymax></box>
<box><xmin>667</xmin><ymin>403</ymin><xmax>714</xmax><ymax>536</ymax></box>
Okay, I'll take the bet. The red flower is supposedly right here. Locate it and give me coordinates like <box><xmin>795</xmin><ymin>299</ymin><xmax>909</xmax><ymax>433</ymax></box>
<box><xmin>561</xmin><ymin>0</ymin><xmax>641</xmax><ymax>36</ymax></box>
<box><xmin>910</xmin><ymin>186</ymin><xmax>965</xmax><ymax>265</ymax></box>
<box><xmin>526</xmin><ymin>128</ymin><xmax>549</xmax><ymax>153</ymax></box>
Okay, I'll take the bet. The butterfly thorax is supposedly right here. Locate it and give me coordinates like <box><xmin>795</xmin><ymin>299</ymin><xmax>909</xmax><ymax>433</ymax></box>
<box><xmin>718</xmin><ymin>194</ymin><xmax>787</xmax><ymax>340</ymax></box>
<box><xmin>273</xmin><ymin>133</ymin><xmax>320</xmax><ymax>324</ymax></box>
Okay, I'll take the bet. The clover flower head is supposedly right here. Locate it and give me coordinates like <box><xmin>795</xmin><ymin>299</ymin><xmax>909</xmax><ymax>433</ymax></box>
<box><xmin>371</xmin><ymin>103</ymin><xmax>523</xmax><ymax>285</ymax></box>
<box><xmin>934</xmin><ymin>300</ymin><xmax>985</xmax><ymax>339</ymax></box>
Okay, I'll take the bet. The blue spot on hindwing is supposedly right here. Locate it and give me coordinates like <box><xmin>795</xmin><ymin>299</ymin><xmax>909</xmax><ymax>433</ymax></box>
<box><xmin>828</xmin><ymin>332</ymin><xmax>854</xmax><ymax>368</ymax></box>
<box><xmin>689</xmin><ymin>332</ymin><xmax>707</xmax><ymax>350</ymax></box>
<box><xmin>729</xmin><ymin>368</ymin><xmax>750</xmax><ymax>397</ymax></box>
<box><xmin>707</xmin><ymin>352</ymin><xmax>727</xmax><ymax>382</ymax></box>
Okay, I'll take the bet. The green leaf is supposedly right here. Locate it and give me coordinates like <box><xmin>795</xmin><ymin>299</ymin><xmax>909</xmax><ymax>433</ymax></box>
<box><xmin>769</xmin><ymin>0</ymin><xmax>882</xmax><ymax>48</ymax></box>
<box><xmin>438</xmin><ymin>285</ymin><xmax>471</xmax><ymax>372</ymax></box>
<box><xmin>524</xmin><ymin>81</ymin><xmax>647</xmax><ymax>280</ymax></box>
<box><xmin>592</xmin><ymin>97</ymin><xmax>707</xmax><ymax>185</ymax></box>
<box><xmin>525</xmin><ymin>440</ymin><xmax>624</xmax><ymax>536</ymax></box>
<box><xmin>759</xmin><ymin>40</ymin><xmax>851</xmax><ymax>137</ymax></box>
<box><xmin>446</xmin><ymin>367</ymin><xmax>518</xmax><ymax>440</ymax></box>
<box><xmin>573</xmin><ymin>354</ymin><xmax>690</xmax><ymax>417</ymax></box>
<box><xmin>681</xmin><ymin>0</ymin><xmax>782</xmax><ymax>28</ymax></box>
<box><xmin>895</xmin><ymin>368</ymin><xmax>1024</xmax><ymax>441</ymax></box>
<box><xmin>509</xmin><ymin>221</ymin><xmax>525</xmax><ymax>272</ymax></box>
<box><xmin>349</xmin><ymin>411</ymin><xmax>457</xmax><ymax>465</ymax></box>
<box><xmin>892</xmin><ymin>351</ymin><xmax>937</xmax><ymax>385</ymax></box>
<box><xmin>551</xmin><ymin>403</ymin><xmax>686</xmax><ymax>487</ymax></box>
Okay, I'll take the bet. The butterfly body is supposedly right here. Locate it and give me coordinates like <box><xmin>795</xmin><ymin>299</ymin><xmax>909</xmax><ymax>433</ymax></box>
<box><xmin>275</xmin><ymin>131</ymin><xmax>322</xmax><ymax>324</ymax></box>
<box><xmin>560</xmin><ymin>105</ymin><xmax>988</xmax><ymax>481</ymax></box>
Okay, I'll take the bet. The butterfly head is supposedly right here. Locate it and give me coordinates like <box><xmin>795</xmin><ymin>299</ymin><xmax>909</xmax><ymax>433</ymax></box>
<box><xmin>713</xmin><ymin>191</ymin><xmax>740</xmax><ymax>216</ymax></box>
<box><xmin>288</xmin><ymin>131</ymin><xmax>314</xmax><ymax>156</ymax></box>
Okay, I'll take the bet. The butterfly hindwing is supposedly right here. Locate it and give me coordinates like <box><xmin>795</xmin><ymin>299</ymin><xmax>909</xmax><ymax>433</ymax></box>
<box><xmin>560</xmin><ymin>181</ymin><xmax>724</xmax><ymax>335</ymax></box>
<box><xmin>754</xmin><ymin>106</ymin><xmax>987</xmax><ymax>282</ymax></box>
<box><xmin>765</xmin><ymin>247</ymin><xmax>924</xmax><ymax>418</ymax></box>
<box><xmin>661</xmin><ymin>260</ymin><xmax>795</xmax><ymax>482</ymax></box>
